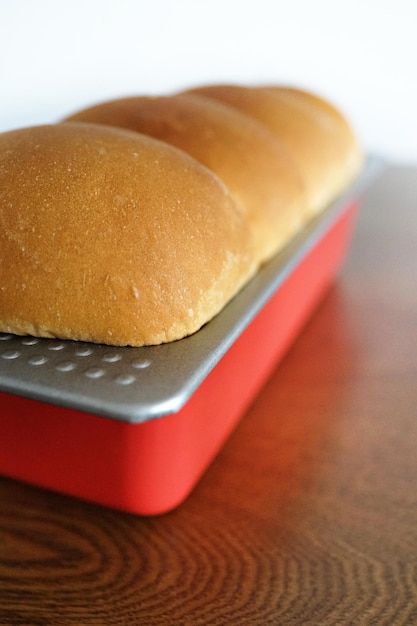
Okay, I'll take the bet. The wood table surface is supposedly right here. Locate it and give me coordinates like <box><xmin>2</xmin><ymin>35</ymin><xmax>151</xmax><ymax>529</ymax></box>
<box><xmin>1</xmin><ymin>165</ymin><xmax>417</xmax><ymax>625</ymax></box>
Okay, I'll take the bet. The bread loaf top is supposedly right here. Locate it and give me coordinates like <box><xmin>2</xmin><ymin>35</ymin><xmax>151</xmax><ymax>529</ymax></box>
<box><xmin>0</xmin><ymin>122</ymin><xmax>256</xmax><ymax>346</ymax></box>
<box><xmin>64</xmin><ymin>93</ymin><xmax>308</xmax><ymax>265</ymax></box>
<box><xmin>0</xmin><ymin>83</ymin><xmax>363</xmax><ymax>346</ymax></box>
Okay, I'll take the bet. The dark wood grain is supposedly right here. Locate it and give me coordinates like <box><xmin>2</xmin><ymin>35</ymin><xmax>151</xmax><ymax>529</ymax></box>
<box><xmin>1</xmin><ymin>166</ymin><xmax>417</xmax><ymax>625</ymax></box>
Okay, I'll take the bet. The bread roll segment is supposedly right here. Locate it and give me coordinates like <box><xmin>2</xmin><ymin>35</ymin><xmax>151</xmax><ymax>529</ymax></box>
<box><xmin>183</xmin><ymin>84</ymin><xmax>363</xmax><ymax>215</ymax></box>
<box><xmin>64</xmin><ymin>93</ymin><xmax>308</xmax><ymax>265</ymax></box>
<box><xmin>0</xmin><ymin>123</ymin><xmax>256</xmax><ymax>346</ymax></box>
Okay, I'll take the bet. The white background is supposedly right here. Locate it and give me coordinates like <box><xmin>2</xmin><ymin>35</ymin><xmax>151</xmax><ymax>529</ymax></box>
<box><xmin>0</xmin><ymin>0</ymin><xmax>416</xmax><ymax>163</ymax></box>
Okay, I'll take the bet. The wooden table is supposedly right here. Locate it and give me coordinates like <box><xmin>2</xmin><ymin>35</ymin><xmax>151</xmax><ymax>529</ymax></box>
<box><xmin>1</xmin><ymin>165</ymin><xmax>417</xmax><ymax>625</ymax></box>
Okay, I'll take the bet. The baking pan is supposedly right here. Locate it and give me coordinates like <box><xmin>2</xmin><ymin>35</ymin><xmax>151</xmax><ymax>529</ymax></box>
<box><xmin>0</xmin><ymin>157</ymin><xmax>382</xmax><ymax>515</ymax></box>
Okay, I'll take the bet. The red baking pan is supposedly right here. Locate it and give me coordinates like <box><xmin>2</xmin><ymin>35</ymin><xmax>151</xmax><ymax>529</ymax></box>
<box><xmin>0</xmin><ymin>158</ymin><xmax>382</xmax><ymax>515</ymax></box>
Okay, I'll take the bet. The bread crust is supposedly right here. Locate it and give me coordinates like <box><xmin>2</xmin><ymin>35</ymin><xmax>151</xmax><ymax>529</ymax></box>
<box><xmin>184</xmin><ymin>84</ymin><xmax>363</xmax><ymax>215</ymax></box>
<box><xmin>0</xmin><ymin>123</ymin><xmax>255</xmax><ymax>346</ymax></box>
<box><xmin>65</xmin><ymin>93</ymin><xmax>308</xmax><ymax>265</ymax></box>
<box><xmin>0</xmin><ymin>84</ymin><xmax>363</xmax><ymax>347</ymax></box>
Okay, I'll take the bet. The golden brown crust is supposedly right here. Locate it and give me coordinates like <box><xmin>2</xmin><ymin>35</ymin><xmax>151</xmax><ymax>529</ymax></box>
<box><xmin>0</xmin><ymin>84</ymin><xmax>363</xmax><ymax>347</ymax></box>
<box><xmin>64</xmin><ymin>93</ymin><xmax>308</xmax><ymax>265</ymax></box>
<box><xmin>184</xmin><ymin>84</ymin><xmax>363</xmax><ymax>215</ymax></box>
<box><xmin>0</xmin><ymin>123</ymin><xmax>256</xmax><ymax>346</ymax></box>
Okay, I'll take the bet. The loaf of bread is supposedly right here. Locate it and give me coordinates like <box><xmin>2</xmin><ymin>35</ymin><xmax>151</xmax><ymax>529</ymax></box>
<box><xmin>0</xmin><ymin>122</ymin><xmax>256</xmax><ymax>346</ymax></box>
<box><xmin>183</xmin><ymin>85</ymin><xmax>363</xmax><ymax>215</ymax></box>
<box><xmin>0</xmin><ymin>83</ymin><xmax>362</xmax><ymax>346</ymax></box>
<box><xmin>64</xmin><ymin>93</ymin><xmax>308</xmax><ymax>265</ymax></box>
